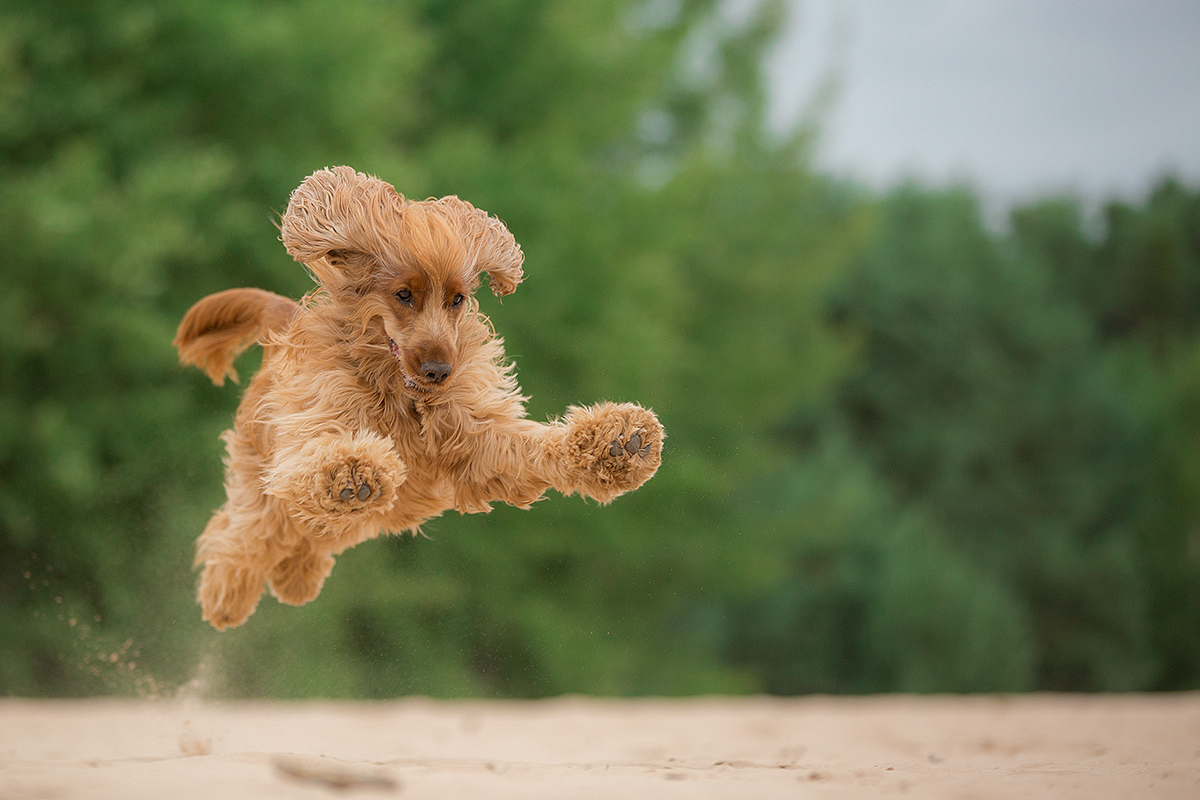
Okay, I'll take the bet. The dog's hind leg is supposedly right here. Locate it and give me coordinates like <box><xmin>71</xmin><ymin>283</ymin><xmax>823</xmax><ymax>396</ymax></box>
<box><xmin>268</xmin><ymin>538</ymin><xmax>336</xmax><ymax>607</ymax></box>
<box><xmin>194</xmin><ymin>506</ymin><xmax>273</xmax><ymax>631</ymax></box>
<box><xmin>194</xmin><ymin>479</ymin><xmax>303</xmax><ymax>630</ymax></box>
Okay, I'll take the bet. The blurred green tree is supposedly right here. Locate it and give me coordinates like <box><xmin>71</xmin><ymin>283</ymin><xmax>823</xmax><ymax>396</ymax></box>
<box><xmin>1013</xmin><ymin>180</ymin><xmax>1200</xmax><ymax>690</ymax></box>
<box><xmin>0</xmin><ymin>0</ymin><xmax>865</xmax><ymax>696</ymax></box>
<box><xmin>723</xmin><ymin>436</ymin><xmax>1036</xmax><ymax>694</ymax></box>
<box><xmin>0</xmin><ymin>0</ymin><xmax>434</xmax><ymax>693</ymax></box>
<box><xmin>733</xmin><ymin>186</ymin><xmax>1160</xmax><ymax>692</ymax></box>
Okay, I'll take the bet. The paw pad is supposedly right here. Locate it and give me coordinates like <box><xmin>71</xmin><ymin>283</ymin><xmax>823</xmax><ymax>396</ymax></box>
<box><xmin>322</xmin><ymin>459</ymin><xmax>387</xmax><ymax>513</ymax></box>
<box><xmin>339</xmin><ymin>482</ymin><xmax>373</xmax><ymax>503</ymax></box>
<box><xmin>609</xmin><ymin>432</ymin><xmax>652</xmax><ymax>458</ymax></box>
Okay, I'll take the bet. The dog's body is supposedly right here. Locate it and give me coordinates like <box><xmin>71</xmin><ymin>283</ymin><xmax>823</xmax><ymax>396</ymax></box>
<box><xmin>175</xmin><ymin>167</ymin><xmax>662</xmax><ymax>630</ymax></box>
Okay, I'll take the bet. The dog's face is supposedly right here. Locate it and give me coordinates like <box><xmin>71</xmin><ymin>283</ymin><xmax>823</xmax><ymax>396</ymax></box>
<box><xmin>279</xmin><ymin>167</ymin><xmax>524</xmax><ymax>396</ymax></box>
<box><xmin>368</xmin><ymin>206</ymin><xmax>478</xmax><ymax>395</ymax></box>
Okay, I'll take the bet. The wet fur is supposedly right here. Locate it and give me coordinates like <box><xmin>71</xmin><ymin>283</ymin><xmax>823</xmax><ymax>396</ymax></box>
<box><xmin>175</xmin><ymin>167</ymin><xmax>663</xmax><ymax>630</ymax></box>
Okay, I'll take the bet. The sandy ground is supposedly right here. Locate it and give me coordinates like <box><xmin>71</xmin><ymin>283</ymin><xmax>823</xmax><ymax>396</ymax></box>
<box><xmin>1</xmin><ymin>694</ymin><xmax>1198</xmax><ymax>799</ymax></box>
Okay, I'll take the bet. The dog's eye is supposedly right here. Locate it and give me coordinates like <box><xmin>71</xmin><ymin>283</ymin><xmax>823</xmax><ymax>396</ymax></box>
<box><xmin>395</xmin><ymin>289</ymin><xmax>413</xmax><ymax>304</ymax></box>
<box><xmin>451</xmin><ymin>293</ymin><xmax>464</xmax><ymax>308</ymax></box>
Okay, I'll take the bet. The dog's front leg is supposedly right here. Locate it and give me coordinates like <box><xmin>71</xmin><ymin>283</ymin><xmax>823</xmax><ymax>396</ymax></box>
<box><xmin>263</xmin><ymin>425</ymin><xmax>408</xmax><ymax>538</ymax></box>
<box><xmin>453</xmin><ymin>402</ymin><xmax>663</xmax><ymax>511</ymax></box>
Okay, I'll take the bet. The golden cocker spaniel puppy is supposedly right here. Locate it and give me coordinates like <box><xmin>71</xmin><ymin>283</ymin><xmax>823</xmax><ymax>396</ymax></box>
<box><xmin>175</xmin><ymin>167</ymin><xmax>663</xmax><ymax>630</ymax></box>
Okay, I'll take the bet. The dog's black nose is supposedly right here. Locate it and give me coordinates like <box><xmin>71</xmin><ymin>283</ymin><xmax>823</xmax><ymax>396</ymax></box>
<box><xmin>421</xmin><ymin>360</ymin><xmax>453</xmax><ymax>384</ymax></box>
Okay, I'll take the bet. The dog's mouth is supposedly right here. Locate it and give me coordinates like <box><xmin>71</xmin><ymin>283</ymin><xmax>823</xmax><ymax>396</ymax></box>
<box><xmin>389</xmin><ymin>338</ymin><xmax>435</xmax><ymax>395</ymax></box>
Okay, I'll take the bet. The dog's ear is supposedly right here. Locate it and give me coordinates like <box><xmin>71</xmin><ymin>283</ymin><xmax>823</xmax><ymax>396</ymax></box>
<box><xmin>280</xmin><ymin>166</ymin><xmax>404</xmax><ymax>285</ymax></box>
<box><xmin>437</xmin><ymin>196</ymin><xmax>525</xmax><ymax>297</ymax></box>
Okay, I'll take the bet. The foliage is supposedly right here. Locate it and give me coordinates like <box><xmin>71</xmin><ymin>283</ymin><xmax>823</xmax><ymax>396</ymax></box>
<box><xmin>733</xmin><ymin>181</ymin><xmax>1200</xmax><ymax>693</ymax></box>
<box><xmin>1012</xmin><ymin>183</ymin><xmax>1200</xmax><ymax>689</ymax></box>
<box><xmin>841</xmin><ymin>187</ymin><xmax>1155</xmax><ymax>689</ymax></box>
<box><xmin>0</xmin><ymin>0</ymin><xmax>859</xmax><ymax>697</ymax></box>
<box><xmin>3</xmin><ymin>0</ymin><xmax>1200</xmax><ymax>697</ymax></box>
<box><xmin>723</xmin><ymin>436</ymin><xmax>1036</xmax><ymax>694</ymax></box>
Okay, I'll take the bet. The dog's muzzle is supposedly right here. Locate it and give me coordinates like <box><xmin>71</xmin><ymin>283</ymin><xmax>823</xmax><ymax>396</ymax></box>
<box><xmin>390</xmin><ymin>339</ymin><xmax>452</xmax><ymax>394</ymax></box>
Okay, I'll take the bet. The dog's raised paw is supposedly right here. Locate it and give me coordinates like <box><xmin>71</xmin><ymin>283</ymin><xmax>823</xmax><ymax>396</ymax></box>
<box><xmin>264</xmin><ymin>431</ymin><xmax>407</xmax><ymax>536</ymax></box>
<box><xmin>563</xmin><ymin>402</ymin><xmax>663</xmax><ymax>502</ymax></box>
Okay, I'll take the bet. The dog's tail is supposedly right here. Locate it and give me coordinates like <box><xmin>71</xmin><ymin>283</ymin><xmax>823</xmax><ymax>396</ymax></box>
<box><xmin>174</xmin><ymin>288</ymin><xmax>300</xmax><ymax>386</ymax></box>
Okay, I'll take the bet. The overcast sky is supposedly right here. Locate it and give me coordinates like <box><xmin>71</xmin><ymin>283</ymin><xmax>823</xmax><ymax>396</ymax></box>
<box><xmin>767</xmin><ymin>0</ymin><xmax>1200</xmax><ymax>208</ymax></box>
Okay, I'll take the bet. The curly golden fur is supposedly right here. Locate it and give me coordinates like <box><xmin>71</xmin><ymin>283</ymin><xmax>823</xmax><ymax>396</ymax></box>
<box><xmin>174</xmin><ymin>166</ymin><xmax>663</xmax><ymax>630</ymax></box>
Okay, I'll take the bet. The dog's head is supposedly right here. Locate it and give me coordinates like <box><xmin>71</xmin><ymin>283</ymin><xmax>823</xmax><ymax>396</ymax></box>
<box><xmin>280</xmin><ymin>166</ymin><xmax>524</xmax><ymax>396</ymax></box>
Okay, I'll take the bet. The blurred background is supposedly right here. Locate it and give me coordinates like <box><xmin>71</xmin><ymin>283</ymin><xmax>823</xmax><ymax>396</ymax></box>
<box><xmin>2</xmin><ymin>0</ymin><xmax>1199</xmax><ymax>698</ymax></box>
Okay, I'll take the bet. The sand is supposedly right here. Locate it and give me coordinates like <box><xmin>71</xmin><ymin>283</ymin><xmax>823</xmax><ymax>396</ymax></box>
<box><xmin>1</xmin><ymin>693</ymin><xmax>1198</xmax><ymax>799</ymax></box>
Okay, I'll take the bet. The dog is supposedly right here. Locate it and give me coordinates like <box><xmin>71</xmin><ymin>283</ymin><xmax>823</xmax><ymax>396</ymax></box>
<box><xmin>174</xmin><ymin>166</ymin><xmax>663</xmax><ymax>630</ymax></box>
